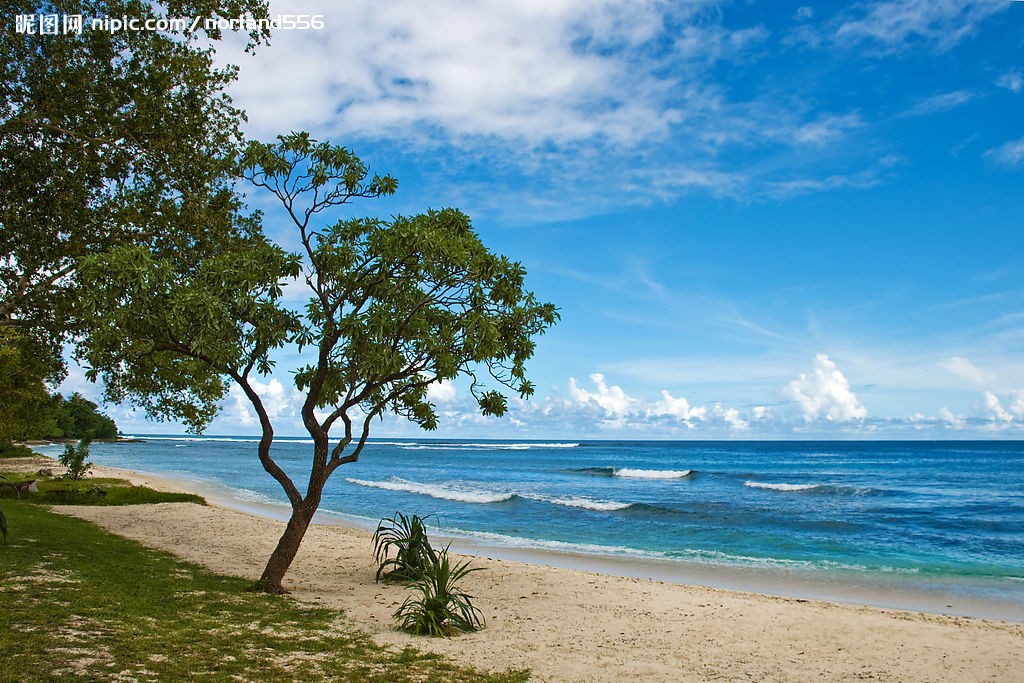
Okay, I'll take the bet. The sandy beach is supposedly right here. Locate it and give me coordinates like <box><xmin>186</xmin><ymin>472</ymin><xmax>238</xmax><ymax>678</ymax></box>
<box><xmin>8</xmin><ymin>455</ymin><xmax>1024</xmax><ymax>682</ymax></box>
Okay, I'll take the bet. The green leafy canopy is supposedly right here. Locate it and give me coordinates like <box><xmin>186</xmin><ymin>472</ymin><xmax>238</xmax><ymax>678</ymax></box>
<box><xmin>77</xmin><ymin>131</ymin><xmax>558</xmax><ymax>591</ymax></box>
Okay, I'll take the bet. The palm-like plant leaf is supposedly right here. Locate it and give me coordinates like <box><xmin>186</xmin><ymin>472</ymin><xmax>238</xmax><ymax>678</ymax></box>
<box><xmin>393</xmin><ymin>545</ymin><xmax>484</xmax><ymax>636</ymax></box>
<box><xmin>1</xmin><ymin>507</ymin><xmax>8</xmax><ymax>543</ymax></box>
<box><xmin>372</xmin><ymin>512</ymin><xmax>435</xmax><ymax>582</ymax></box>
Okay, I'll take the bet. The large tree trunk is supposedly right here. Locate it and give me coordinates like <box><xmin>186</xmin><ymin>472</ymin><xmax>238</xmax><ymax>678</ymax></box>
<box><xmin>253</xmin><ymin>503</ymin><xmax>313</xmax><ymax>594</ymax></box>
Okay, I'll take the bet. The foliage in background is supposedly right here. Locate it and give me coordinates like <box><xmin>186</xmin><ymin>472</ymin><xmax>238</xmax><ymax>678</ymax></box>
<box><xmin>0</xmin><ymin>0</ymin><xmax>270</xmax><ymax>437</ymax></box>
<box><xmin>59</xmin><ymin>438</ymin><xmax>93</xmax><ymax>480</ymax></box>
<box><xmin>373</xmin><ymin>512</ymin><xmax>436</xmax><ymax>583</ymax></box>
<box><xmin>78</xmin><ymin>133</ymin><xmax>559</xmax><ymax>593</ymax></box>
<box><xmin>394</xmin><ymin>546</ymin><xmax>485</xmax><ymax>637</ymax></box>
<box><xmin>48</xmin><ymin>393</ymin><xmax>118</xmax><ymax>440</ymax></box>
<box><xmin>0</xmin><ymin>328</ymin><xmax>60</xmax><ymax>444</ymax></box>
<box><xmin>0</xmin><ymin>502</ymin><xmax>527</xmax><ymax>681</ymax></box>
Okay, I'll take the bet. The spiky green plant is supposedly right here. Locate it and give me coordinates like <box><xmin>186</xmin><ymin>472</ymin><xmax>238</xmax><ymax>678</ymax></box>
<box><xmin>1</xmin><ymin>507</ymin><xmax>7</xmax><ymax>543</ymax></box>
<box><xmin>372</xmin><ymin>512</ymin><xmax>435</xmax><ymax>582</ymax></box>
<box><xmin>59</xmin><ymin>438</ymin><xmax>93</xmax><ymax>480</ymax></box>
<box><xmin>393</xmin><ymin>546</ymin><xmax>484</xmax><ymax>637</ymax></box>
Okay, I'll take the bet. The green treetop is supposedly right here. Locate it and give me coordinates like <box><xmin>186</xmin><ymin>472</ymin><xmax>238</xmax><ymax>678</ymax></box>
<box><xmin>78</xmin><ymin>133</ymin><xmax>558</xmax><ymax>592</ymax></box>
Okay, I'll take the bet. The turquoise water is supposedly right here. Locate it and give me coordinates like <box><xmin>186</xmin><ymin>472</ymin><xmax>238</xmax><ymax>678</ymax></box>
<box><xmin>44</xmin><ymin>437</ymin><xmax>1024</xmax><ymax>615</ymax></box>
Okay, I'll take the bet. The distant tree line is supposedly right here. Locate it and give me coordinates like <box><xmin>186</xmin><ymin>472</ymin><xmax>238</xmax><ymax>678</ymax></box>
<box><xmin>1</xmin><ymin>390</ymin><xmax>118</xmax><ymax>445</ymax></box>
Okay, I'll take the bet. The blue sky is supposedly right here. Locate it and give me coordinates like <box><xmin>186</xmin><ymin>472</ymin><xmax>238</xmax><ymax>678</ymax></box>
<box><xmin>67</xmin><ymin>0</ymin><xmax>1024</xmax><ymax>438</ymax></box>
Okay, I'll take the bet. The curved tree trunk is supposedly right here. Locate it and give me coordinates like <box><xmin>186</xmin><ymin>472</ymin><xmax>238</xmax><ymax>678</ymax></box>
<box><xmin>253</xmin><ymin>503</ymin><xmax>313</xmax><ymax>593</ymax></box>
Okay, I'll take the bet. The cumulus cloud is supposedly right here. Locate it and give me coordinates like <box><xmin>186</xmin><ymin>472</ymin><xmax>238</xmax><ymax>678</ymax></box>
<box><xmin>981</xmin><ymin>390</ymin><xmax>1013</xmax><ymax>423</ymax></box>
<box><xmin>783</xmin><ymin>354</ymin><xmax>868</xmax><ymax>422</ymax></box>
<box><xmin>426</xmin><ymin>379</ymin><xmax>458</xmax><ymax>405</ymax></box>
<box><xmin>228</xmin><ymin>379</ymin><xmax>299</xmax><ymax>426</ymax></box>
<box><xmin>649</xmin><ymin>390</ymin><xmax>707</xmax><ymax>426</ymax></box>
<box><xmin>568</xmin><ymin>373</ymin><xmax>639</xmax><ymax>421</ymax></box>
<box><xmin>938</xmin><ymin>406</ymin><xmax>965</xmax><ymax>428</ymax></box>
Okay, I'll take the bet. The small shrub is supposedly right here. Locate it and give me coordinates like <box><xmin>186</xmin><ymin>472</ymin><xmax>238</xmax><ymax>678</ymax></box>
<box><xmin>0</xmin><ymin>442</ymin><xmax>35</xmax><ymax>459</ymax></box>
<box><xmin>373</xmin><ymin>512</ymin><xmax>435</xmax><ymax>582</ymax></box>
<box><xmin>393</xmin><ymin>546</ymin><xmax>485</xmax><ymax>637</ymax></box>
<box><xmin>59</xmin><ymin>438</ymin><xmax>93</xmax><ymax>480</ymax></box>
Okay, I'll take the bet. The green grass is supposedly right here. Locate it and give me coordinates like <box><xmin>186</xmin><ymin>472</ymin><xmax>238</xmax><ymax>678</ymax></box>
<box><xmin>0</xmin><ymin>501</ymin><xmax>529</xmax><ymax>682</ymax></box>
<box><xmin>0</xmin><ymin>473</ymin><xmax>206</xmax><ymax>506</ymax></box>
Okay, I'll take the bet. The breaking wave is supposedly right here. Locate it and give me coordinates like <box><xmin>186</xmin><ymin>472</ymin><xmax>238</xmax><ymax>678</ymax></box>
<box><xmin>345</xmin><ymin>477</ymin><xmax>516</xmax><ymax>504</ymax></box>
<box><xmin>744</xmin><ymin>481</ymin><xmax>871</xmax><ymax>495</ymax></box>
<box><xmin>567</xmin><ymin>467</ymin><xmax>693</xmax><ymax>480</ymax></box>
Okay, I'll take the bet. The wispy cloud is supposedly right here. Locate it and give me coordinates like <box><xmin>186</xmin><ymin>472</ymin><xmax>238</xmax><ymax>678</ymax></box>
<box><xmin>996</xmin><ymin>69</ymin><xmax>1023</xmax><ymax>93</ymax></box>
<box><xmin>899</xmin><ymin>90</ymin><xmax>975</xmax><ymax>118</ymax></box>
<box><xmin>984</xmin><ymin>137</ymin><xmax>1024</xmax><ymax>168</ymax></box>
<box><xmin>833</xmin><ymin>0</ymin><xmax>1009</xmax><ymax>53</ymax></box>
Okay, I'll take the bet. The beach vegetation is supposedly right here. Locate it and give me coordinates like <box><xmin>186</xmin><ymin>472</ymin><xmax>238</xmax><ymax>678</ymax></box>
<box><xmin>0</xmin><ymin>472</ymin><xmax>204</xmax><ymax>506</ymax></box>
<box><xmin>59</xmin><ymin>438</ymin><xmax>93</xmax><ymax>480</ymax></box>
<box><xmin>77</xmin><ymin>132</ymin><xmax>558</xmax><ymax>594</ymax></box>
<box><xmin>373</xmin><ymin>512</ymin><xmax>436</xmax><ymax>582</ymax></box>
<box><xmin>0</xmin><ymin>0</ymin><xmax>270</xmax><ymax>369</ymax></box>
<box><xmin>0</xmin><ymin>442</ymin><xmax>34</xmax><ymax>459</ymax></box>
<box><xmin>0</xmin><ymin>501</ymin><xmax>528</xmax><ymax>681</ymax></box>
<box><xmin>394</xmin><ymin>545</ymin><xmax>485</xmax><ymax>637</ymax></box>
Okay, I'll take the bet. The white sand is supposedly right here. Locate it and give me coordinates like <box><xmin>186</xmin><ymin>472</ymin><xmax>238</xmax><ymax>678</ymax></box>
<box><xmin>9</xmin><ymin>456</ymin><xmax>1024</xmax><ymax>681</ymax></box>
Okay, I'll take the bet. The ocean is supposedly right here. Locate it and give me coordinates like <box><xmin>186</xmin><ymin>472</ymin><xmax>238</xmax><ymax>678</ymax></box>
<box><xmin>35</xmin><ymin>437</ymin><xmax>1024</xmax><ymax>620</ymax></box>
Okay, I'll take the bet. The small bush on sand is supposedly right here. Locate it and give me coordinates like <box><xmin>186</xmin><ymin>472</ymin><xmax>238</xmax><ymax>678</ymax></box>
<box><xmin>393</xmin><ymin>545</ymin><xmax>484</xmax><ymax>637</ymax></box>
<box><xmin>373</xmin><ymin>512</ymin><xmax>435</xmax><ymax>582</ymax></box>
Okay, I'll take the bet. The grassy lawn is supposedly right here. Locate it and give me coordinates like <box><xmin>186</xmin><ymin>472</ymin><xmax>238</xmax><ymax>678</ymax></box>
<box><xmin>0</xmin><ymin>473</ymin><xmax>206</xmax><ymax>506</ymax></box>
<box><xmin>0</xmin><ymin>502</ymin><xmax>528</xmax><ymax>682</ymax></box>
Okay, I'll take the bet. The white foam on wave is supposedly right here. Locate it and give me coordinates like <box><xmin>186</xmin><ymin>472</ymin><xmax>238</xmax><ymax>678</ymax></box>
<box><xmin>345</xmin><ymin>477</ymin><xmax>514</xmax><ymax>504</ymax></box>
<box><xmin>745</xmin><ymin>481</ymin><xmax>819</xmax><ymax>492</ymax></box>
<box><xmin>615</xmin><ymin>468</ymin><xmax>692</xmax><ymax>480</ymax></box>
<box><xmin>522</xmin><ymin>493</ymin><xmax>632</xmax><ymax>511</ymax></box>
<box><xmin>400</xmin><ymin>442</ymin><xmax>579</xmax><ymax>451</ymax></box>
<box><xmin>133</xmin><ymin>435</ymin><xmax>315</xmax><ymax>444</ymax></box>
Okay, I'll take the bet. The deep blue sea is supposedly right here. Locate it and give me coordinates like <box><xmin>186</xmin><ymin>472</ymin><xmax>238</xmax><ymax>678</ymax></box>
<box><xmin>37</xmin><ymin>437</ymin><xmax>1024</xmax><ymax>618</ymax></box>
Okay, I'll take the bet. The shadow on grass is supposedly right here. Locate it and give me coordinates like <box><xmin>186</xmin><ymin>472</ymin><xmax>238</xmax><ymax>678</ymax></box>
<box><xmin>0</xmin><ymin>502</ymin><xmax>529</xmax><ymax>682</ymax></box>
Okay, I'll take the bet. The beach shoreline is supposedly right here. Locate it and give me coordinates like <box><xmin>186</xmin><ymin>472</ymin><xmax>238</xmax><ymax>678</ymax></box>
<box><xmin>10</xmin><ymin>448</ymin><xmax>1024</xmax><ymax>623</ymax></box>
<box><xmin>5</xmin><ymin>452</ymin><xmax>1024</xmax><ymax>681</ymax></box>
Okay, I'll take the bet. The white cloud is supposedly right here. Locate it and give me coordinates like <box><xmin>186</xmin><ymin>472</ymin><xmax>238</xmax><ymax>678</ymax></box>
<box><xmin>224</xmin><ymin>0</ymin><xmax>717</xmax><ymax>147</ymax></box>
<box><xmin>938</xmin><ymin>406</ymin><xmax>964</xmax><ymax>428</ymax></box>
<box><xmin>711</xmin><ymin>403</ymin><xmax>749</xmax><ymax>431</ymax></box>
<box><xmin>649</xmin><ymin>390</ymin><xmax>707</xmax><ymax>426</ymax></box>
<box><xmin>568</xmin><ymin>373</ymin><xmax>638</xmax><ymax>419</ymax></box>
<box><xmin>940</xmin><ymin>356</ymin><xmax>997</xmax><ymax>387</ymax></box>
<box><xmin>426</xmin><ymin>379</ymin><xmax>458</xmax><ymax>405</ymax></box>
<box><xmin>981</xmin><ymin>390</ymin><xmax>1013</xmax><ymax>423</ymax></box>
<box><xmin>1010</xmin><ymin>391</ymin><xmax>1024</xmax><ymax>419</ymax></box>
<box><xmin>899</xmin><ymin>90</ymin><xmax>975</xmax><ymax>118</ymax></box>
<box><xmin>834</xmin><ymin>0</ymin><xmax>1009</xmax><ymax>52</ymax></box>
<box><xmin>783</xmin><ymin>354</ymin><xmax>868</xmax><ymax>422</ymax></box>
<box><xmin>792</xmin><ymin>113</ymin><xmax>863</xmax><ymax>145</ymax></box>
<box><xmin>984</xmin><ymin>137</ymin><xmax>1024</xmax><ymax>169</ymax></box>
<box><xmin>228</xmin><ymin>379</ymin><xmax>298</xmax><ymax>425</ymax></box>
<box><xmin>996</xmin><ymin>69</ymin><xmax>1023</xmax><ymax>93</ymax></box>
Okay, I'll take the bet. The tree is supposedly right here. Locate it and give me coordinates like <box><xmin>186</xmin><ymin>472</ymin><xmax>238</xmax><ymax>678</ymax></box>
<box><xmin>78</xmin><ymin>133</ymin><xmax>558</xmax><ymax>593</ymax></box>
<box><xmin>49</xmin><ymin>393</ymin><xmax>118</xmax><ymax>439</ymax></box>
<box><xmin>0</xmin><ymin>0</ymin><xmax>269</xmax><ymax>385</ymax></box>
<box><xmin>0</xmin><ymin>328</ymin><xmax>59</xmax><ymax>444</ymax></box>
